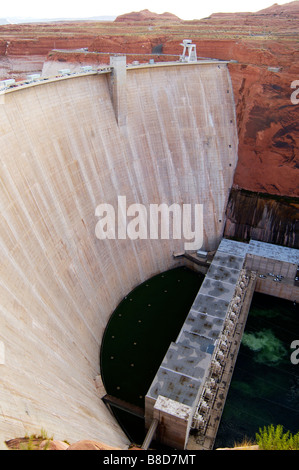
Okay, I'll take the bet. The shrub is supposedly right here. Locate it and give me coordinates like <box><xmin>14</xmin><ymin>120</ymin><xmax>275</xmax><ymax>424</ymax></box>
<box><xmin>255</xmin><ymin>424</ymin><xmax>299</xmax><ymax>450</ymax></box>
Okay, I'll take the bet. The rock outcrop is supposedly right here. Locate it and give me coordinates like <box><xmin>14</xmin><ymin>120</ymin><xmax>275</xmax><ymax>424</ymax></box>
<box><xmin>224</xmin><ymin>188</ymin><xmax>299</xmax><ymax>248</ymax></box>
<box><xmin>67</xmin><ymin>440</ymin><xmax>122</xmax><ymax>450</ymax></box>
<box><xmin>5</xmin><ymin>437</ymin><xmax>69</xmax><ymax>450</ymax></box>
<box><xmin>5</xmin><ymin>437</ymin><xmax>129</xmax><ymax>450</ymax></box>
<box><xmin>114</xmin><ymin>9</ymin><xmax>181</xmax><ymax>23</ymax></box>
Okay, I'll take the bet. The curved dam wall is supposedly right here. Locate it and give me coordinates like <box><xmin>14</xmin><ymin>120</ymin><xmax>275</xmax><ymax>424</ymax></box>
<box><xmin>0</xmin><ymin>62</ymin><xmax>238</xmax><ymax>448</ymax></box>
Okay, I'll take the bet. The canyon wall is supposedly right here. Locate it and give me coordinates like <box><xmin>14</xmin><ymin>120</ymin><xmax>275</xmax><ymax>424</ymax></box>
<box><xmin>0</xmin><ymin>62</ymin><xmax>238</xmax><ymax>447</ymax></box>
<box><xmin>224</xmin><ymin>188</ymin><xmax>299</xmax><ymax>248</ymax></box>
<box><xmin>162</xmin><ymin>39</ymin><xmax>299</xmax><ymax>199</ymax></box>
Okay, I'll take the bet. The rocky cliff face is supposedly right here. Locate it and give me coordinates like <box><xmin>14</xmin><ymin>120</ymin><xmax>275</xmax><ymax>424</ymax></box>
<box><xmin>224</xmin><ymin>188</ymin><xmax>299</xmax><ymax>248</ymax></box>
<box><xmin>160</xmin><ymin>11</ymin><xmax>299</xmax><ymax>198</ymax></box>
<box><xmin>230</xmin><ymin>61</ymin><xmax>299</xmax><ymax>197</ymax></box>
<box><xmin>114</xmin><ymin>9</ymin><xmax>181</xmax><ymax>23</ymax></box>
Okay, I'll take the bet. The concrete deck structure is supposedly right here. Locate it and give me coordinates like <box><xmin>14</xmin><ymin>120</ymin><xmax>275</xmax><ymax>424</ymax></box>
<box><xmin>219</xmin><ymin>239</ymin><xmax>299</xmax><ymax>301</ymax></box>
<box><xmin>145</xmin><ymin>238</ymin><xmax>299</xmax><ymax>449</ymax></box>
<box><xmin>245</xmin><ymin>240</ymin><xmax>299</xmax><ymax>301</ymax></box>
<box><xmin>145</xmin><ymin>238</ymin><xmax>251</xmax><ymax>449</ymax></box>
<box><xmin>0</xmin><ymin>57</ymin><xmax>238</xmax><ymax>448</ymax></box>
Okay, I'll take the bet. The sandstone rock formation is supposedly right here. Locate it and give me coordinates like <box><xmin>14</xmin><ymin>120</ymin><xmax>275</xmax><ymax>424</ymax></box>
<box><xmin>5</xmin><ymin>437</ymin><xmax>69</xmax><ymax>450</ymax></box>
<box><xmin>5</xmin><ymin>437</ymin><xmax>128</xmax><ymax>450</ymax></box>
<box><xmin>67</xmin><ymin>440</ymin><xmax>121</xmax><ymax>450</ymax></box>
<box><xmin>1</xmin><ymin>4</ymin><xmax>296</xmax><ymax>199</ymax></box>
<box><xmin>40</xmin><ymin>440</ymin><xmax>69</xmax><ymax>450</ymax></box>
<box><xmin>224</xmin><ymin>188</ymin><xmax>299</xmax><ymax>248</ymax></box>
<box><xmin>114</xmin><ymin>9</ymin><xmax>181</xmax><ymax>23</ymax></box>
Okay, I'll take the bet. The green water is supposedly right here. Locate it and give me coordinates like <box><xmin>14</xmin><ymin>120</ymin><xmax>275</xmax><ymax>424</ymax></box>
<box><xmin>215</xmin><ymin>293</ymin><xmax>299</xmax><ymax>448</ymax></box>
<box><xmin>101</xmin><ymin>271</ymin><xmax>299</xmax><ymax>448</ymax></box>
<box><xmin>100</xmin><ymin>266</ymin><xmax>204</xmax><ymax>445</ymax></box>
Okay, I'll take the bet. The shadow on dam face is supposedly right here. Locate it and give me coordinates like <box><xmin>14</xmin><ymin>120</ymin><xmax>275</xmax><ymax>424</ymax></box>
<box><xmin>0</xmin><ymin>62</ymin><xmax>238</xmax><ymax>448</ymax></box>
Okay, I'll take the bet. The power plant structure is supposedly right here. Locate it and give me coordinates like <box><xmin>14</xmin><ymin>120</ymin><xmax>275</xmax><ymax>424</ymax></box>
<box><xmin>145</xmin><ymin>238</ymin><xmax>299</xmax><ymax>449</ymax></box>
<box><xmin>0</xmin><ymin>44</ymin><xmax>298</xmax><ymax>450</ymax></box>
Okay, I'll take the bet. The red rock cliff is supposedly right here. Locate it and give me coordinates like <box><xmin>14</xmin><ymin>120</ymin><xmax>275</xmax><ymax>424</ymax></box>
<box><xmin>0</xmin><ymin>3</ymin><xmax>298</xmax><ymax>200</ymax></box>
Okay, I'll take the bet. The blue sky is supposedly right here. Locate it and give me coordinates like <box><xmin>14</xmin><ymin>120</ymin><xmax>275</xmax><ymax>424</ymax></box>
<box><xmin>1</xmin><ymin>0</ymin><xmax>291</xmax><ymax>21</ymax></box>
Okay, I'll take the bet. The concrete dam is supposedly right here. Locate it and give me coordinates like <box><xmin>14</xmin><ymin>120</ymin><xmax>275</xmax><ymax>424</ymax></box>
<box><xmin>0</xmin><ymin>58</ymin><xmax>239</xmax><ymax>448</ymax></box>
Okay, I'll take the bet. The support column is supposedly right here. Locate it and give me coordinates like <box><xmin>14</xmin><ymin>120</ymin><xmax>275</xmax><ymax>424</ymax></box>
<box><xmin>110</xmin><ymin>55</ymin><xmax>127</xmax><ymax>127</ymax></box>
<box><xmin>153</xmin><ymin>396</ymin><xmax>193</xmax><ymax>450</ymax></box>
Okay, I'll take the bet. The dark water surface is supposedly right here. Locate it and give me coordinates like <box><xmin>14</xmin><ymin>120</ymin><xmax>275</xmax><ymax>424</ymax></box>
<box><xmin>215</xmin><ymin>293</ymin><xmax>299</xmax><ymax>448</ymax></box>
<box><xmin>100</xmin><ymin>266</ymin><xmax>204</xmax><ymax>445</ymax></box>
<box><xmin>101</xmin><ymin>271</ymin><xmax>299</xmax><ymax>448</ymax></box>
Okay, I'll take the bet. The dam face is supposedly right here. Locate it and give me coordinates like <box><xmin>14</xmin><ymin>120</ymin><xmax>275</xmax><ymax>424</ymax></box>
<box><xmin>0</xmin><ymin>60</ymin><xmax>238</xmax><ymax>447</ymax></box>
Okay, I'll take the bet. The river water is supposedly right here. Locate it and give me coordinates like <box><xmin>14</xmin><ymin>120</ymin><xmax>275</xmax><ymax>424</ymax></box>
<box><xmin>101</xmin><ymin>268</ymin><xmax>299</xmax><ymax>448</ymax></box>
<box><xmin>100</xmin><ymin>266</ymin><xmax>204</xmax><ymax>445</ymax></box>
<box><xmin>215</xmin><ymin>292</ymin><xmax>299</xmax><ymax>448</ymax></box>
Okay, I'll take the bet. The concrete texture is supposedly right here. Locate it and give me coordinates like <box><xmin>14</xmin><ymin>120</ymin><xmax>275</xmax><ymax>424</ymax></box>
<box><xmin>247</xmin><ymin>240</ymin><xmax>299</xmax><ymax>264</ymax></box>
<box><xmin>0</xmin><ymin>61</ymin><xmax>238</xmax><ymax>447</ymax></box>
<box><xmin>190</xmin><ymin>294</ymin><xmax>230</xmax><ymax>319</ymax></box>
<box><xmin>199</xmin><ymin>277</ymin><xmax>237</xmax><ymax>302</ymax></box>
<box><xmin>147</xmin><ymin>366</ymin><xmax>202</xmax><ymax>407</ymax></box>
<box><xmin>182</xmin><ymin>311</ymin><xmax>225</xmax><ymax>339</ymax></box>
<box><xmin>153</xmin><ymin>396</ymin><xmax>193</xmax><ymax>450</ymax></box>
<box><xmin>220</xmin><ymin>239</ymin><xmax>299</xmax><ymax>301</ymax></box>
